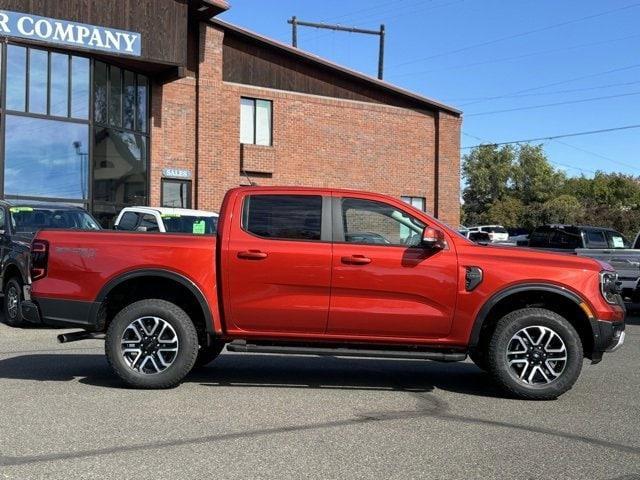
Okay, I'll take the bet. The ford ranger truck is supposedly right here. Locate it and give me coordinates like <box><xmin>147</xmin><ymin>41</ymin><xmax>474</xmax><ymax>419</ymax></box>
<box><xmin>20</xmin><ymin>187</ymin><xmax>626</xmax><ymax>399</ymax></box>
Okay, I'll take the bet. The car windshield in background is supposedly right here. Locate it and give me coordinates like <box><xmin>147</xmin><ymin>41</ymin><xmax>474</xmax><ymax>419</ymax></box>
<box><xmin>484</xmin><ymin>226</ymin><xmax>507</xmax><ymax>234</ymax></box>
<box><xmin>161</xmin><ymin>215</ymin><xmax>217</xmax><ymax>234</ymax></box>
<box><xmin>10</xmin><ymin>207</ymin><xmax>101</xmax><ymax>232</ymax></box>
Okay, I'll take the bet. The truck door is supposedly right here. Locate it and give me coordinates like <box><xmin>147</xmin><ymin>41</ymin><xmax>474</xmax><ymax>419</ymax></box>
<box><xmin>224</xmin><ymin>192</ymin><xmax>332</xmax><ymax>334</ymax></box>
<box><xmin>328</xmin><ymin>195</ymin><xmax>457</xmax><ymax>339</ymax></box>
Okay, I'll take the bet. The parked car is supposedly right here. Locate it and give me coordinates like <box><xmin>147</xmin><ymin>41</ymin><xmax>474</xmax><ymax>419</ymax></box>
<box><xmin>114</xmin><ymin>207</ymin><xmax>218</xmax><ymax>234</ymax></box>
<box><xmin>0</xmin><ymin>200</ymin><xmax>101</xmax><ymax>327</ymax></box>
<box><xmin>467</xmin><ymin>225</ymin><xmax>509</xmax><ymax>243</ymax></box>
<box><xmin>527</xmin><ymin>225</ymin><xmax>640</xmax><ymax>300</ymax></box>
<box><xmin>459</xmin><ymin>226</ymin><xmax>497</xmax><ymax>244</ymax></box>
<box><xmin>21</xmin><ymin>187</ymin><xmax>625</xmax><ymax>399</ymax></box>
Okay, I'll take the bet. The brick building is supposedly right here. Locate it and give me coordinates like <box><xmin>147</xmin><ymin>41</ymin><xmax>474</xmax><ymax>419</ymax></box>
<box><xmin>0</xmin><ymin>1</ymin><xmax>462</xmax><ymax>227</ymax></box>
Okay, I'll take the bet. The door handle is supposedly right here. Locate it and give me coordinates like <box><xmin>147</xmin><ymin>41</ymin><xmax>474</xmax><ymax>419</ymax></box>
<box><xmin>237</xmin><ymin>250</ymin><xmax>268</xmax><ymax>260</ymax></box>
<box><xmin>341</xmin><ymin>255</ymin><xmax>372</xmax><ymax>265</ymax></box>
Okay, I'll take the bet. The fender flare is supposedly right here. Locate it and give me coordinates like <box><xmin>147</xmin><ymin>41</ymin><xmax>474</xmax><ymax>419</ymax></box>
<box><xmin>93</xmin><ymin>269</ymin><xmax>214</xmax><ymax>333</ymax></box>
<box><xmin>468</xmin><ymin>283</ymin><xmax>591</xmax><ymax>349</ymax></box>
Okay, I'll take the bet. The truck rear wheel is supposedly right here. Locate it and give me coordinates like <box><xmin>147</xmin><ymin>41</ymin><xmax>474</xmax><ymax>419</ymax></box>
<box><xmin>3</xmin><ymin>278</ymin><xmax>25</xmax><ymax>327</ymax></box>
<box><xmin>105</xmin><ymin>299</ymin><xmax>199</xmax><ymax>389</ymax></box>
<box><xmin>487</xmin><ymin>308</ymin><xmax>583</xmax><ymax>400</ymax></box>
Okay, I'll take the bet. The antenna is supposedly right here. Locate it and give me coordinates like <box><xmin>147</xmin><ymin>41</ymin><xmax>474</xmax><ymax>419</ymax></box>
<box><xmin>288</xmin><ymin>16</ymin><xmax>386</xmax><ymax>80</ymax></box>
<box><xmin>241</xmin><ymin>169</ymin><xmax>257</xmax><ymax>186</ymax></box>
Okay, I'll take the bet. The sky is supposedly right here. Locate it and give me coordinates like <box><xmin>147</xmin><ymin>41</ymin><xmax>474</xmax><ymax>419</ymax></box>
<box><xmin>219</xmin><ymin>0</ymin><xmax>640</xmax><ymax>178</ymax></box>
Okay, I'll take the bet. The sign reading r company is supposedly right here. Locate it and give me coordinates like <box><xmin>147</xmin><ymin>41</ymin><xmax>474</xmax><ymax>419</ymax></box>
<box><xmin>0</xmin><ymin>10</ymin><xmax>141</xmax><ymax>57</ymax></box>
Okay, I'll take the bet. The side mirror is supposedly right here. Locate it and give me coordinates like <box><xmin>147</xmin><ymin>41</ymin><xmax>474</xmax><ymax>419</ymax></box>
<box><xmin>422</xmin><ymin>227</ymin><xmax>446</xmax><ymax>250</ymax></box>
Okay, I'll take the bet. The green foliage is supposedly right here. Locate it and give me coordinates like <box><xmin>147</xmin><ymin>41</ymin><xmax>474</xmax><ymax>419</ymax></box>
<box><xmin>461</xmin><ymin>144</ymin><xmax>640</xmax><ymax>238</ymax></box>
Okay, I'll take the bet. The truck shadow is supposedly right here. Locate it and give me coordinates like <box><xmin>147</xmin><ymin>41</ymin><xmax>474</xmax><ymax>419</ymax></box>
<box><xmin>0</xmin><ymin>351</ymin><xmax>507</xmax><ymax>398</ymax></box>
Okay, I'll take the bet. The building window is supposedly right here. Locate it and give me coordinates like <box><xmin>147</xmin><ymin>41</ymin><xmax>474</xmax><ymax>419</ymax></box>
<box><xmin>240</xmin><ymin>97</ymin><xmax>272</xmax><ymax>146</ymax></box>
<box><xmin>3</xmin><ymin>45</ymin><xmax>91</xmax><ymax>202</ymax></box>
<box><xmin>162</xmin><ymin>179</ymin><xmax>192</xmax><ymax>209</ymax></box>
<box><xmin>401</xmin><ymin>196</ymin><xmax>426</xmax><ymax>212</ymax></box>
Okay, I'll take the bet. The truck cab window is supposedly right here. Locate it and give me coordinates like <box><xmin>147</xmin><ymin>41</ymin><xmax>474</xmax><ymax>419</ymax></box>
<box><xmin>341</xmin><ymin>198</ymin><xmax>425</xmax><ymax>246</ymax></box>
<box><xmin>118</xmin><ymin>212</ymin><xmax>140</xmax><ymax>231</ymax></box>
<box><xmin>243</xmin><ymin>195</ymin><xmax>322</xmax><ymax>241</ymax></box>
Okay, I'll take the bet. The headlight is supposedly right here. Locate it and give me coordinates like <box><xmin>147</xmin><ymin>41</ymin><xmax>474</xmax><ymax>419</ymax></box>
<box><xmin>600</xmin><ymin>271</ymin><xmax>621</xmax><ymax>304</ymax></box>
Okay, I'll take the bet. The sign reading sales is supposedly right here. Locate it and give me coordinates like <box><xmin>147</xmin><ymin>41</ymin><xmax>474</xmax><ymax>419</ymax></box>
<box><xmin>0</xmin><ymin>10</ymin><xmax>141</xmax><ymax>57</ymax></box>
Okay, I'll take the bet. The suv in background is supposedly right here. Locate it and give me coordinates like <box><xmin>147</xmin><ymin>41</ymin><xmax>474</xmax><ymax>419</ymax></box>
<box><xmin>467</xmin><ymin>225</ymin><xmax>509</xmax><ymax>243</ymax></box>
<box><xmin>0</xmin><ymin>200</ymin><xmax>101</xmax><ymax>327</ymax></box>
<box><xmin>114</xmin><ymin>207</ymin><xmax>218</xmax><ymax>235</ymax></box>
<box><xmin>528</xmin><ymin>225</ymin><xmax>630</xmax><ymax>250</ymax></box>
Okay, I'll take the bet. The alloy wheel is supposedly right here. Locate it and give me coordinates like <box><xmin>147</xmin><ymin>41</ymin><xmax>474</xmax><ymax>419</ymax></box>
<box><xmin>6</xmin><ymin>286</ymin><xmax>19</xmax><ymax>320</ymax></box>
<box><xmin>506</xmin><ymin>325</ymin><xmax>567</xmax><ymax>385</ymax></box>
<box><xmin>120</xmin><ymin>316</ymin><xmax>179</xmax><ymax>375</ymax></box>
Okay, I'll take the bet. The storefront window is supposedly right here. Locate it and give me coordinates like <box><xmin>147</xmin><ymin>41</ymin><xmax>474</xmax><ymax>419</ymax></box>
<box><xmin>94</xmin><ymin>61</ymin><xmax>108</xmax><ymax>124</ymax></box>
<box><xmin>71</xmin><ymin>57</ymin><xmax>90</xmax><ymax>119</ymax></box>
<box><xmin>6</xmin><ymin>45</ymin><xmax>26</xmax><ymax>111</ymax></box>
<box><xmin>92</xmin><ymin>128</ymin><xmax>147</xmax><ymax>205</ymax></box>
<box><xmin>50</xmin><ymin>53</ymin><xmax>69</xmax><ymax>117</ymax></box>
<box><xmin>4</xmin><ymin>116</ymin><xmax>89</xmax><ymax>200</ymax></box>
<box><xmin>109</xmin><ymin>66</ymin><xmax>122</xmax><ymax>127</ymax></box>
<box><xmin>28</xmin><ymin>49</ymin><xmax>48</xmax><ymax>114</ymax></box>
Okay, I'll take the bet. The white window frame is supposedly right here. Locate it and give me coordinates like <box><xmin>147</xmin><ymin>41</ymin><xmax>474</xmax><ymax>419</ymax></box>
<box><xmin>240</xmin><ymin>97</ymin><xmax>272</xmax><ymax>146</ymax></box>
<box><xmin>401</xmin><ymin>195</ymin><xmax>426</xmax><ymax>212</ymax></box>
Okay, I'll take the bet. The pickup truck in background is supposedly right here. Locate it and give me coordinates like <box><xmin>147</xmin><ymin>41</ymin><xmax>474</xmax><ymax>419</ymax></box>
<box><xmin>114</xmin><ymin>207</ymin><xmax>218</xmax><ymax>235</ymax></box>
<box><xmin>528</xmin><ymin>225</ymin><xmax>640</xmax><ymax>302</ymax></box>
<box><xmin>20</xmin><ymin>187</ymin><xmax>625</xmax><ymax>399</ymax></box>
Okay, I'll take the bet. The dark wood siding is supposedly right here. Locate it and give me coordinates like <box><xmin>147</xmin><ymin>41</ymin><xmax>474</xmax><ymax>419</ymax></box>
<box><xmin>0</xmin><ymin>0</ymin><xmax>189</xmax><ymax>66</ymax></box>
<box><xmin>222</xmin><ymin>32</ymin><xmax>432</xmax><ymax>111</ymax></box>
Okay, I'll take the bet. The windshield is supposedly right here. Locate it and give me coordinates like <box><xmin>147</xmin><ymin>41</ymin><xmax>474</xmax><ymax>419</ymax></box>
<box><xmin>161</xmin><ymin>215</ymin><xmax>217</xmax><ymax>234</ymax></box>
<box><xmin>10</xmin><ymin>207</ymin><xmax>101</xmax><ymax>232</ymax></box>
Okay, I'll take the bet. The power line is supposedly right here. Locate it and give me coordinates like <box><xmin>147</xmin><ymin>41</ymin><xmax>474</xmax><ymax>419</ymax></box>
<box><xmin>391</xmin><ymin>2</ymin><xmax>640</xmax><ymax>68</ymax></box>
<box><xmin>445</xmin><ymin>80</ymin><xmax>640</xmax><ymax>103</ymax></box>
<box><xmin>466</xmin><ymin>91</ymin><xmax>640</xmax><ymax>117</ymax></box>
<box><xmin>461</xmin><ymin>124</ymin><xmax>640</xmax><ymax>150</ymax></box>
<box><xmin>550</xmin><ymin>139</ymin><xmax>640</xmax><ymax>172</ymax></box>
<box><xmin>388</xmin><ymin>33</ymin><xmax>640</xmax><ymax>79</ymax></box>
<box><xmin>460</xmin><ymin>63</ymin><xmax>640</xmax><ymax>107</ymax></box>
<box><xmin>461</xmin><ymin>132</ymin><xmax>598</xmax><ymax>174</ymax></box>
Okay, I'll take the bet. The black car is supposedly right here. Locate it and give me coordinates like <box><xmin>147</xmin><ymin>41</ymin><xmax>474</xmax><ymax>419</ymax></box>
<box><xmin>527</xmin><ymin>224</ymin><xmax>630</xmax><ymax>250</ymax></box>
<box><xmin>0</xmin><ymin>200</ymin><xmax>101</xmax><ymax>327</ymax></box>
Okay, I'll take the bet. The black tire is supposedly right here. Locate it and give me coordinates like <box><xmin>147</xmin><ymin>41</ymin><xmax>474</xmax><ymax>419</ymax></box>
<box><xmin>3</xmin><ymin>277</ymin><xmax>25</xmax><ymax>327</ymax></box>
<box><xmin>193</xmin><ymin>341</ymin><xmax>225</xmax><ymax>369</ymax></box>
<box><xmin>487</xmin><ymin>308</ymin><xmax>583</xmax><ymax>400</ymax></box>
<box><xmin>105</xmin><ymin>299</ymin><xmax>199</xmax><ymax>389</ymax></box>
<box><xmin>469</xmin><ymin>349</ymin><xmax>489</xmax><ymax>372</ymax></box>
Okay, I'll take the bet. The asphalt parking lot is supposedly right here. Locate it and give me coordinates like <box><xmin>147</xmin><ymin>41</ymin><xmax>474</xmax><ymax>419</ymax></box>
<box><xmin>0</xmin><ymin>317</ymin><xmax>638</xmax><ymax>480</ymax></box>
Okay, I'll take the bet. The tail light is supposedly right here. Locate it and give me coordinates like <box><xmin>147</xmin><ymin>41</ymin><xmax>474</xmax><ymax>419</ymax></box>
<box><xmin>31</xmin><ymin>239</ymin><xmax>49</xmax><ymax>281</ymax></box>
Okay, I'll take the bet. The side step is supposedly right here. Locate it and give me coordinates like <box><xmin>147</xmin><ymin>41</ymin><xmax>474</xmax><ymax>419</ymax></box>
<box><xmin>226</xmin><ymin>340</ymin><xmax>466</xmax><ymax>362</ymax></box>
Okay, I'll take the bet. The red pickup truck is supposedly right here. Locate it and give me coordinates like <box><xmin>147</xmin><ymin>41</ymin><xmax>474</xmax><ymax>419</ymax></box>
<box><xmin>20</xmin><ymin>187</ymin><xmax>625</xmax><ymax>399</ymax></box>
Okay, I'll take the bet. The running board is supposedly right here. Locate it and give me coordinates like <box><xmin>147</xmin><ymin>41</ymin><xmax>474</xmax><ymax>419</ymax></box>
<box><xmin>226</xmin><ymin>340</ymin><xmax>466</xmax><ymax>362</ymax></box>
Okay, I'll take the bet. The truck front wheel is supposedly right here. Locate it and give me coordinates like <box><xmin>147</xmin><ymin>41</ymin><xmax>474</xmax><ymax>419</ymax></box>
<box><xmin>105</xmin><ymin>299</ymin><xmax>199</xmax><ymax>389</ymax></box>
<box><xmin>487</xmin><ymin>308</ymin><xmax>583</xmax><ymax>400</ymax></box>
<box><xmin>3</xmin><ymin>278</ymin><xmax>25</xmax><ymax>327</ymax></box>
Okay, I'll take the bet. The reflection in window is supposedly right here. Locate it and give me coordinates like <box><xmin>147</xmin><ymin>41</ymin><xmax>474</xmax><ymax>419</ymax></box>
<box><xmin>71</xmin><ymin>56</ymin><xmax>90</xmax><ymax>119</ymax></box>
<box><xmin>136</xmin><ymin>75</ymin><xmax>148</xmax><ymax>133</ymax></box>
<box><xmin>162</xmin><ymin>179</ymin><xmax>191</xmax><ymax>208</ymax></box>
<box><xmin>94</xmin><ymin>61</ymin><xmax>108</xmax><ymax>124</ymax></box>
<box><xmin>93</xmin><ymin>128</ymin><xmax>147</xmax><ymax>205</ymax></box>
<box><xmin>109</xmin><ymin>66</ymin><xmax>122</xmax><ymax>127</ymax></box>
<box><xmin>6</xmin><ymin>45</ymin><xmax>27</xmax><ymax>111</ymax></box>
<box><xmin>28</xmin><ymin>49</ymin><xmax>48</xmax><ymax>114</ymax></box>
<box><xmin>123</xmin><ymin>71</ymin><xmax>136</xmax><ymax>130</ymax></box>
<box><xmin>50</xmin><ymin>53</ymin><xmax>69</xmax><ymax>117</ymax></box>
<box><xmin>4</xmin><ymin>115</ymin><xmax>89</xmax><ymax>199</ymax></box>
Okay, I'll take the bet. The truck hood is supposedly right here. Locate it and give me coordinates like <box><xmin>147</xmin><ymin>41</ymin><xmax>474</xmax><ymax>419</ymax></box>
<box><xmin>461</xmin><ymin>242</ymin><xmax>605</xmax><ymax>273</ymax></box>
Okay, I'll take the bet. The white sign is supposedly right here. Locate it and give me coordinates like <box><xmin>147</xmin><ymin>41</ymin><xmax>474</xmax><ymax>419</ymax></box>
<box><xmin>163</xmin><ymin>168</ymin><xmax>192</xmax><ymax>179</ymax></box>
<box><xmin>0</xmin><ymin>10</ymin><xmax>141</xmax><ymax>57</ymax></box>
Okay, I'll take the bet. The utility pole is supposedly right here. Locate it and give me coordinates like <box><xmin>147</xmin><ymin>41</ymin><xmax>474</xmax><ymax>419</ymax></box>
<box><xmin>287</xmin><ymin>17</ymin><xmax>386</xmax><ymax>80</ymax></box>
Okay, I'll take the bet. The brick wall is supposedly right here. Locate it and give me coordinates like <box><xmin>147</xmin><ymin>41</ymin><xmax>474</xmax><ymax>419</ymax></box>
<box><xmin>150</xmin><ymin>23</ymin><xmax>461</xmax><ymax>227</ymax></box>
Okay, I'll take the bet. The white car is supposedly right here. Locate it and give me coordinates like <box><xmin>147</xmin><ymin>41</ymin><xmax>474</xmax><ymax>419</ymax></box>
<box><xmin>467</xmin><ymin>225</ymin><xmax>509</xmax><ymax>243</ymax></box>
<box><xmin>114</xmin><ymin>207</ymin><xmax>218</xmax><ymax>235</ymax></box>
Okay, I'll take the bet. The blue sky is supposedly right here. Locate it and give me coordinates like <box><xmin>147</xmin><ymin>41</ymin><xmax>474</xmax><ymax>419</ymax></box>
<box><xmin>220</xmin><ymin>0</ymin><xmax>640</xmax><ymax>178</ymax></box>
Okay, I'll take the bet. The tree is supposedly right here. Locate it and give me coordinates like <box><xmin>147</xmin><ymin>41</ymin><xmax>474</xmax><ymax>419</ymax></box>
<box><xmin>483</xmin><ymin>197</ymin><xmax>524</xmax><ymax>229</ymax></box>
<box><xmin>540</xmin><ymin>195</ymin><xmax>584</xmax><ymax>225</ymax></box>
<box><xmin>461</xmin><ymin>145</ymin><xmax>514</xmax><ymax>226</ymax></box>
<box><xmin>512</xmin><ymin>144</ymin><xmax>566</xmax><ymax>204</ymax></box>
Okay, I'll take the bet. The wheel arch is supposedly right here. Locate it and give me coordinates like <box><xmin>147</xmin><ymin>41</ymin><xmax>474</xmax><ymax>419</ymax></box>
<box><xmin>469</xmin><ymin>283</ymin><xmax>597</xmax><ymax>359</ymax></box>
<box><xmin>93</xmin><ymin>269</ymin><xmax>214</xmax><ymax>337</ymax></box>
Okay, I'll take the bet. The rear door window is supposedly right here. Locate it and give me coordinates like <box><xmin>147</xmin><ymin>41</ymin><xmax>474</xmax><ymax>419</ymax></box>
<box><xmin>585</xmin><ymin>230</ymin><xmax>608</xmax><ymax>248</ymax></box>
<box><xmin>549</xmin><ymin>229</ymin><xmax>582</xmax><ymax>249</ymax></box>
<box><xmin>243</xmin><ymin>195</ymin><xmax>323</xmax><ymax>241</ymax></box>
<box><xmin>140</xmin><ymin>214</ymin><xmax>160</xmax><ymax>232</ymax></box>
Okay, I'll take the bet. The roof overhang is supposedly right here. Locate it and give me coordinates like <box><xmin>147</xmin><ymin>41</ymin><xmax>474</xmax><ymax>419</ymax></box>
<box><xmin>191</xmin><ymin>0</ymin><xmax>229</xmax><ymax>21</ymax></box>
<box><xmin>211</xmin><ymin>19</ymin><xmax>461</xmax><ymax>116</ymax></box>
